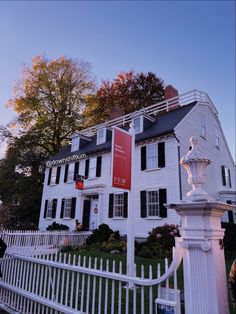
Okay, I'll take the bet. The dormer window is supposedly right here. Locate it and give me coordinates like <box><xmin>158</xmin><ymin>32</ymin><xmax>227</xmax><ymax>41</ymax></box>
<box><xmin>132</xmin><ymin>116</ymin><xmax>143</xmax><ymax>134</ymax></box>
<box><xmin>97</xmin><ymin>128</ymin><xmax>106</xmax><ymax>145</ymax></box>
<box><xmin>71</xmin><ymin>137</ymin><xmax>79</xmax><ymax>152</ymax></box>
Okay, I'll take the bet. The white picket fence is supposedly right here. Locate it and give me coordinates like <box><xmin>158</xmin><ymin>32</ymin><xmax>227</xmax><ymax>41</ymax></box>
<box><xmin>1</xmin><ymin>230</ymin><xmax>91</xmax><ymax>255</ymax></box>
<box><xmin>0</xmin><ymin>238</ymin><xmax>183</xmax><ymax>314</ymax></box>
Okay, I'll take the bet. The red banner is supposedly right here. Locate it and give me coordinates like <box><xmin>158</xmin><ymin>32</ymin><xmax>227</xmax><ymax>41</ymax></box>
<box><xmin>75</xmin><ymin>177</ymin><xmax>84</xmax><ymax>190</ymax></box>
<box><xmin>112</xmin><ymin>127</ymin><xmax>132</xmax><ymax>190</ymax></box>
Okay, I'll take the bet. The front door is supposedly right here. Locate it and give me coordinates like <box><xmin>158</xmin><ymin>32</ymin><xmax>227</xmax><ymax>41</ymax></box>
<box><xmin>90</xmin><ymin>197</ymin><xmax>99</xmax><ymax>230</ymax></box>
<box><xmin>82</xmin><ymin>199</ymin><xmax>91</xmax><ymax>231</ymax></box>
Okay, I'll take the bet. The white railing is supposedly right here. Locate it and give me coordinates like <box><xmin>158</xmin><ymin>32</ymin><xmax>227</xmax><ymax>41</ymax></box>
<box><xmin>0</xmin><ymin>239</ymin><xmax>183</xmax><ymax>314</ymax></box>
<box><xmin>1</xmin><ymin>230</ymin><xmax>91</xmax><ymax>255</ymax></box>
<box><xmin>79</xmin><ymin>89</ymin><xmax>218</xmax><ymax>136</ymax></box>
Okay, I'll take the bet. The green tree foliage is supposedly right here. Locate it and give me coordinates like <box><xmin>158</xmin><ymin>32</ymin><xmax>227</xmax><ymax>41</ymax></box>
<box><xmin>0</xmin><ymin>55</ymin><xmax>95</xmax><ymax>228</ymax></box>
<box><xmin>7</xmin><ymin>55</ymin><xmax>95</xmax><ymax>154</ymax></box>
<box><xmin>83</xmin><ymin>71</ymin><xmax>165</xmax><ymax>127</ymax></box>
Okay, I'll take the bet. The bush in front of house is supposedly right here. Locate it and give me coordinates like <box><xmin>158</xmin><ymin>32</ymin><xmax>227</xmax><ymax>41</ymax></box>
<box><xmin>86</xmin><ymin>224</ymin><xmax>120</xmax><ymax>246</ymax></box>
<box><xmin>222</xmin><ymin>222</ymin><xmax>236</xmax><ymax>256</ymax></box>
<box><xmin>101</xmin><ymin>233</ymin><xmax>126</xmax><ymax>253</ymax></box>
<box><xmin>46</xmin><ymin>221</ymin><xmax>69</xmax><ymax>231</ymax></box>
<box><xmin>136</xmin><ymin>224</ymin><xmax>180</xmax><ymax>259</ymax></box>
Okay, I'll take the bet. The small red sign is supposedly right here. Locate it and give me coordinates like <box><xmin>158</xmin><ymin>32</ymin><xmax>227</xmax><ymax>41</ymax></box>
<box><xmin>112</xmin><ymin>127</ymin><xmax>132</xmax><ymax>190</ymax></box>
<box><xmin>75</xmin><ymin>178</ymin><xmax>84</xmax><ymax>190</ymax></box>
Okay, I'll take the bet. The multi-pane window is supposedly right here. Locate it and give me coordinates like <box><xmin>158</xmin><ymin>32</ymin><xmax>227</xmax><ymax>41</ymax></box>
<box><xmin>50</xmin><ymin>167</ymin><xmax>57</xmax><ymax>184</ymax></box>
<box><xmin>46</xmin><ymin>200</ymin><xmax>53</xmax><ymax>218</ymax></box>
<box><xmin>114</xmin><ymin>193</ymin><xmax>124</xmax><ymax>217</ymax></box>
<box><xmin>222</xmin><ymin>166</ymin><xmax>231</xmax><ymax>188</ymax></box>
<box><xmin>89</xmin><ymin>157</ymin><xmax>97</xmax><ymax>178</ymax></box>
<box><xmin>71</xmin><ymin>137</ymin><xmax>79</xmax><ymax>152</ymax></box>
<box><xmin>97</xmin><ymin>128</ymin><xmax>106</xmax><ymax>145</ymax></box>
<box><xmin>147</xmin><ymin>144</ymin><xmax>158</xmax><ymax>169</ymax></box>
<box><xmin>147</xmin><ymin>190</ymin><xmax>159</xmax><ymax>216</ymax></box>
<box><xmin>64</xmin><ymin>198</ymin><xmax>72</xmax><ymax>218</ymax></box>
<box><xmin>200</xmin><ymin>114</ymin><xmax>206</xmax><ymax>138</ymax></box>
<box><xmin>133</xmin><ymin>117</ymin><xmax>141</xmax><ymax>134</ymax></box>
<box><xmin>67</xmin><ymin>163</ymin><xmax>74</xmax><ymax>182</ymax></box>
<box><xmin>215</xmin><ymin>128</ymin><xmax>220</xmax><ymax>147</ymax></box>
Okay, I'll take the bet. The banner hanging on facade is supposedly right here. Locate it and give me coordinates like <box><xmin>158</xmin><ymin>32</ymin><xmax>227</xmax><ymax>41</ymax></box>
<box><xmin>112</xmin><ymin>127</ymin><xmax>132</xmax><ymax>190</ymax></box>
<box><xmin>75</xmin><ymin>175</ymin><xmax>84</xmax><ymax>190</ymax></box>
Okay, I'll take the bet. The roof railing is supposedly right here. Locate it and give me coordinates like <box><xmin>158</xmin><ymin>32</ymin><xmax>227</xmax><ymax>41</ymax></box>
<box><xmin>79</xmin><ymin>89</ymin><xmax>218</xmax><ymax>137</ymax></box>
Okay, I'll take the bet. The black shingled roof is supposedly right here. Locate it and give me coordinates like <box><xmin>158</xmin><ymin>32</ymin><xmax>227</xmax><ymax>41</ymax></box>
<box><xmin>49</xmin><ymin>101</ymin><xmax>197</xmax><ymax>161</ymax></box>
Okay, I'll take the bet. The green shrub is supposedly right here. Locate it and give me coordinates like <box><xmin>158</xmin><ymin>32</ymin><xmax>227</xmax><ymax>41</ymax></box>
<box><xmin>86</xmin><ymin>224</ymin><xmax>120</xmax><ymax>246</ymax></box>
<box><xmin>137</xmin><ymin>224</ymin><xmax>180</xmax><ymax>259</ymax></box>
<box><xmin>46</xmin><ymin>221</ymin><xmax>69</xmax><ymax>231</ymax></box>
<box><xmin>222</xmin><ymin>222</ymin><xmax>236</xmax><ymax>254</ymax></box>
<box><xmin>101</xmin><ymin>234</ymin><xmax>126</xmax><ymax>253</ymax></box>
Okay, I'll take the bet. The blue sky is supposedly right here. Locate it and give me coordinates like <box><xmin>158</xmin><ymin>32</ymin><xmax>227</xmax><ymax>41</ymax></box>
<box><xmin>0</xmin><ymin>1</ymin><xmax>235</xmax><ymax>158</ymax></box>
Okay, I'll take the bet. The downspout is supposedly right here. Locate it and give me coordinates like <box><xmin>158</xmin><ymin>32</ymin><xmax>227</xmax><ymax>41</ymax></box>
<box><xmin>173</xmin><ymin>133</ymin><xmax>182</xmax><ymax>201</ymax></box>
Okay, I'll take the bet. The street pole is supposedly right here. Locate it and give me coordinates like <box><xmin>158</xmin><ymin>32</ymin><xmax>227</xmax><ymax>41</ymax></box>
<box><xmin>127</xmin><ymin>124</ymin><xmax>135</xmax><ymax>281</ymax></box>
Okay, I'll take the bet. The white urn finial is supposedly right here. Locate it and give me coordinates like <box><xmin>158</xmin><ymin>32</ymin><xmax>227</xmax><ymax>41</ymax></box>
<box><xmin>180</xmin><ymin>137</ymin><xmax>212</xmax><ymax>201</ymax></box>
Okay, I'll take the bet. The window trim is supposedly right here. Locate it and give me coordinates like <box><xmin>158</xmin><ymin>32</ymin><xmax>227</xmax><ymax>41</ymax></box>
<box><xmin>71</xmin><ymin>137</ymin><xmax>80</xmax><ymax>152</ymax></box>
<box><xmin>146</xmin><ymin>143</ymin><xmax>158</xmax><ymax>170</ymax></box>
<box><xmin>113</xmin><ymin>193</ymin><xmax>124</xmax><ymax>218</ymax></box>
<box><xmin>97</xmin><ymin>127</ymin><xmax>106</xmax><ymax>145</ymax></box>
<box><xmin>146</xmin><ymin>189</ymin><xmax>160</xmax><ymax>217</ymax></box>
<box><xmin>132</xmin><ymin>116</ymin><xmax>143</xmax><ymax>134</ymax></box>
<box><xmin>200</xmin><ymin>114</ymin><xmax>206</xmax><ymax>138</ymax></box>
<box><xmin>215</xmin><ymin>127</ymin><xmax>220</xmax><ymax>148</ymax></box>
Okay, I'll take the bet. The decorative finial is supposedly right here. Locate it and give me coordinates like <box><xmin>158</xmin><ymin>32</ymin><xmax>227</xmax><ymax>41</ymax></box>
<box><xmin>180</xmin><ymin>137</ymin><xmax>213</xmax><ymax>201</ymax></box>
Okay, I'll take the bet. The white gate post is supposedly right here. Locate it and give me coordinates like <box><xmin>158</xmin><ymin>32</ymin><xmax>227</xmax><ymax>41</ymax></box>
<box><xmin>168</xmin><ymin>137</ymin><xmax>233</xmax><ymax>314</ymax></box>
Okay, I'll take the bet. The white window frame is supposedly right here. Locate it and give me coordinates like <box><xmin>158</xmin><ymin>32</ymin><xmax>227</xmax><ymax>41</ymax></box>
<box><xmin>224</xmin><ymin>166</ymin><xmax>231</xmax><ymax>188</ymax></box>
<box><xmin>97</xmin><ymin>128</ymin><xmax>106</xmax><ymax>145</ymax></box>
<box><xmin>215</xmin><ymin>127</ymin><xmax>220</xmax><ymax>148</ymax></box>
<box><xmin>50</xmin><ymin>167</ymin><xmax>57</xmax><ymax>185</ymax></box>
<box><xmin>67</xmin><ymin>163</ymin><xmax>75</xmax><ymax>182</ymax></box>
<box><xmin>89</xmin><ymin>157</ymin><xmax>97</xmax><ymax>178</ymax></box>
<box><xmin>46</xmin><ymin>199</ymin><xmax>53</xmax><ymax>218</ymax></box>
<box><xmin>200</xmin><ymin>114</ymin><xmax>206</xmax><ymax>138</ymax></box>
<box><xmin>114</xmin><ymin>193</ymin><xmax>124</xmax><ymax>218</ymax></box>
<box><xmin>71</xmin><ymin>137</ymin><xmax>80</xmax><ymax>152</ymax></box>
<box><xmin>132</xmin><ymin>116</ymin><xmax>143</xmax><ymax>134</ymax></box>
<box><xmin>147</xmin><ymin>190</ymin><xmax>159</xmax><ymax>217</ymax></box>
<box><xmin>63</xmin><ymin>198</ymin><xmax>72</xmax><ymax>218</ymax></box>
<box><xmin>146</xmin><ymin>143</ymin><xmax>158</xmax><ymax>169</ymax></box>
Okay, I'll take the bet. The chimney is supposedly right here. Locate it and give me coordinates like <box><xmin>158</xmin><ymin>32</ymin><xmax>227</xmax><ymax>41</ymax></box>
<box><xmin>164</xmin><ymin>85</ymin><xmax>180</xmax><ymax>110</ymax></box>
<box><xmin>109</xmin><ymin>104</ymin><xmax>123</xmax><ymax>120</ymax></box>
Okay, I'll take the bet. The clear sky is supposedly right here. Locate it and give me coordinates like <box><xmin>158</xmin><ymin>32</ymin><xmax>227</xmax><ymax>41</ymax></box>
<box><xmin>0</xmin><ymin>1</ymin><xmax>235</xmax><ymax>159</ymax></box>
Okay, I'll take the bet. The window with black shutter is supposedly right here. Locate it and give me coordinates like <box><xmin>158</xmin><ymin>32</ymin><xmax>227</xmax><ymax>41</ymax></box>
<box><xmin>52</xmin><ymin>199</ymin><xmax>57</xmax><ymax>218</ymax></box>
<box><xmin>158</xmin><ymin>142</ymin><xmax>165</xmax><ymax>168</ymax></box>
<box><xmin>56</xmin><ymin>166</ymin><xmax>61</xmax><ymax>184</ymax></box>
<box><xmin>221</xmin><ymin>166</ymin><xmax>226</xmax><ymax>186</ymax></box>
<box><xmin>123</xmin><ymin>192</ymin><xmax>128</xmax><ymax>218</ymax></box>
<box><xmin>47</xmin><ymin>168</ymin><xmax>52</xmax><ymax>185</ymax></box>
<box><xmin>73</xmin><ymin>162</ymin><xmax>79</xmax><ymax>181</ymax></box>
<box><xmin>140</xmin><ymin>191</ymin><xmax>147</xmax><ymax>218</ymax></box>
<box><xmin>108</xmin><ymin>194</ymin><xmax>114</xmax><ymax>218</ymax></box>
<box><xmin>159</xmin><ymin>189</ymin><xmax>167</xmax><ymax>218</ymax></box>
<box><xmin>64</xmin><ymin>164</ymin><xmax>69</xmax><ymax>183</ymax></box>
<box><xmin>141</xmin><ymin>146</ymin><xmax>147</xmax><ymax>171</ymax></box>
<box><xmin>44</xmin><ymin>200</ymin><xmax>48</xmax><ymax>218</ymax></box>
<box><xmin>60</xmin><ymin>198</ymin><xmax>65</xmax><ymax>218</ymax></box>
<box><xmin>221</xmin><ymin>166</ymin><xmax>231</xmax><ymax>188</ymax></box>
<box><xmin>85</xmin><ymin>159</ymin><xmax>89</xmax><ymax>178</ymax></box>
<box><xmin>141</xmin><ymin>142</ymin><xmax>165</xmax><ymax>171</ymax></box>
<box><xmin>96</xmin><ymin>156</ymin><xmax>102</xmax><ymax>177</ymax></box>
<box><xmin>71</xmin><ymin>198</ymin><xmax>76</xmax><ymax>218</ymax></box>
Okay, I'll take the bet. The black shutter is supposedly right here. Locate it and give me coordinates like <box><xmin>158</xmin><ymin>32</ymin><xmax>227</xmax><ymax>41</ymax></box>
<box><xmin>73</xmin><ymin>162</ymin><xmax>79</xmax><ymax>181</ymax></box>
<box><xmin>52</xmin><ymin>199</ymin><xmax>57</xmax><ymax>218</ymax></box>
<box><xmin>228</xmin><ymin>169</ymin><xmax>231</xmax><ymax>188</ymax></box>
<box><xmin>56</xmin><ymin>166</ymin><xmax>61</xmax><ymax>184</ymax></box>
<box><xmin>71</xmin><ymin>197</ymin><xmax>76</xmax><ymax>218</ymax></box>
<box><xmin>60</xmin><ymin>198</ymin><xmax>65</xmax><ymax>218</ymax></box>
<box><xmin>221</xmin><ymin>166</ymin><xmax>226</xmax><ymax>186</ymax></box>
<box><xmin>158</xmin><ymin>142</ymin><xmax>165</xmax><ymax>168</ymax></box>
<box><xmin>123</xmin><ymin>192</ymin><xmax>128</xmax><ymax>218</ymax></box>
<box><xmin>141</xmin><ymin>146</ymin><xmax>146</xmax><ymax>171</ymax></box>
<box><xmin>227</xmin><ymin>201</ymin><xmax>234</xmax><ymax>222</ymax></box>
<box><xmin>47</xmin><ymin>168</ymin><xmax>52</xmax><ymax>185</ymax></box>
<box><xmin>159</xmin><ymin>189</ymin><xmax>167</xmax><ymax>218</ymax></box>
<box><xmin>108</xmin><ymin>194</ymin><xmax>114</xmax><ymax>218</ymax></box>
<box><xmin>44</xmin><ymin>200</ymin><xmax>48</xmax><ymax>218</ymax></box>
<box><xmin>140</xmin><ymin>191</ymin><xmax>147</xmax><ymax>218</ymax></box>
<box><xmin>85</xmin><ymin>159</ymin><xmax>90</xmax><ymax>178</ymax></box>
<box><xmin>64</xmin><ymin>164</ymin><xmax>69</xmax><ymax>183</ymax></box>
<box><xmin>96</xmin><ymin>156</ymin><xmax>102</xmax><ymax>177</ymax></box>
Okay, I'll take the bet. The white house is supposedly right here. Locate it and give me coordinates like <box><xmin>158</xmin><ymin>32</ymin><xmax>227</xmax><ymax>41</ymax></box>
<box><xmin>38</xmin><ymin>88</ymin><xmax>236</xmax><ymax>237</ymax></box>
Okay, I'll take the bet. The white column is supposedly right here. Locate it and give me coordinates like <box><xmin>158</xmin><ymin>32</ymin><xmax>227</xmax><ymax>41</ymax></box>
<box><xmin>169</xmin><ymin>201</ymin><xmax>232</xmax><ymax>314</ymax></box>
